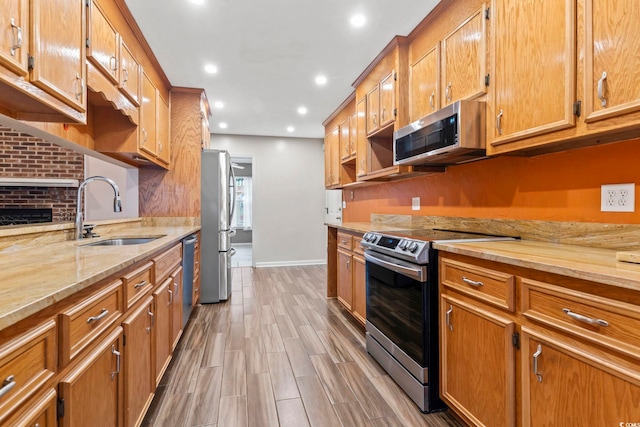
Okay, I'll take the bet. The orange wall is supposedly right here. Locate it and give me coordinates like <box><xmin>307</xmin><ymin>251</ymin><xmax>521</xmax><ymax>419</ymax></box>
<box><xmin>343</xmin><ymin>137</ymin><xmax>640</xmax><ymax>224</ymax></box>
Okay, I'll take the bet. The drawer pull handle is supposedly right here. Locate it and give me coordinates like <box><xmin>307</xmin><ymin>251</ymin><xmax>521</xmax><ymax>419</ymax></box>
<box><xmin>562</xmin><ymin>308</ymin><xmax>609</xmax><ymax>327</ymax></box>
<box><xmin>134</xmin><ymin>280</ymin><xmax>148</xmax><ymax>289</ymax></box>
<box><xmin>111</xmin><ymin>345</ymin><xmax>120</xmax><ymax>380</ymax></box>
<box><xmin>0</xmin><ymin>375</ymin><xmax>16</xmax><ymax>398</ymax></box>
<box><xmin>87</xmin><ymin>308</ymin><xmax>109</xmax><ymax>324</ymax></box>
<box><xmin>10</xmin><ymin>18</ymin><xmax>22</xmax><ymax>56</ymax></box>
<box><xmin>462</xmin><ymin>277</ymin><xmax>484</xmax><ymax>287</ymax></box>
<box><xmin>532</xmin><ymin>344</ymin><xmax>543</xmax><ymax>383</ymax></box>
<box><xmin>446</xmin><ymin>305</ymin><xmax>453</xmax><ymax>331</ymax></box>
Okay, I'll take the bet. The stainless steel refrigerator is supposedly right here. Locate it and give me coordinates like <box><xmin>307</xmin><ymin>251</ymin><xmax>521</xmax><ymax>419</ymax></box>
<box><xmin>201</xmin><ymin>149</ymin><xmax>236</xmax><ymax>303</ymax></box>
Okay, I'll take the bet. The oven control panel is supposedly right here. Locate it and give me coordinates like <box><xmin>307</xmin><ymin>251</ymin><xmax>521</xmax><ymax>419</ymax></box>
<box><xmin>362</xmin><ymin>232</ymin><xmax>430</xmax><ymax>264</ymax></box>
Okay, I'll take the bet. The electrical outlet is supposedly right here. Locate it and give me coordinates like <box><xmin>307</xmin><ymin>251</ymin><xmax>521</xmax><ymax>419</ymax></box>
<box><xmin>601</xmin><ymin>183</ymin><xmax>635</xmax><ymax>212</ymax></box>
<box><xmin>342</xmin><ymin>200</ymin><xmax>347</xmax><ymax>209</ymax></box>
<box><xmin>412</xmin><ymin>197</ymin><xmax>420</xmax><ymax>211</ymax></box>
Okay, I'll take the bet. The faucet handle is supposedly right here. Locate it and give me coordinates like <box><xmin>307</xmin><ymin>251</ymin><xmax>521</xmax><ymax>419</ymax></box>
<box><xmin>83</xmin><ymin>224</ymin><xmax>98</xmax><ymax>238</ymax></box>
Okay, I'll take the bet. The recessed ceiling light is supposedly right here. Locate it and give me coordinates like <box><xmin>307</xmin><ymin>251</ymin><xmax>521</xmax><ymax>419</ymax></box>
<box><xmin>350</xmin><ymin>14</ymin><xmax>366</xmax><ymax>28</ymax></box>
<box><xmin>287</xmin><ymin>126</ymin><xmax>295</xmax><ymax>133</ymax></box>
<box><xmin>189</xmin><ymin>0</ymin><xmax>205</xmax><ymax>4</ymax></box>
<box><xmin>219</xmin><ymin>122</ymin><xmax>228</xmax><ymax>129</ymax></box>
<box><xmin>315</xmin><ymin>75</ymin><xmax>327</xmax><ymax>86</ymax></box>
<box><xmin>204</xmin><ymin>64</ymin><xmax>218</xmax><ymax>74</ymax></box>
<box><xmin>214</xmin><ymin>101</ymin><xmax>224</xmax><ymax>109</ymax></box>
<box><xmin>297</xmin><ymin>106</ymin><xmax>308</xmax><ymax>115</ymax></box>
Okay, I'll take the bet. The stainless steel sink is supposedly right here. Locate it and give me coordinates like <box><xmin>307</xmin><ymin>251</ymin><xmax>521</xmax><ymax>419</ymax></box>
<box><xmin>82</xmin><ymin>236</ymin><xmax>164</xmax><ymax>246</ymax></box>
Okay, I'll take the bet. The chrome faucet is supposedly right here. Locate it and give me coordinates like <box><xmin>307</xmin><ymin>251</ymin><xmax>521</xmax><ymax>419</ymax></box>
<box><xmin>75</xmin><ymin>176</ymin><xmax>122</xmax><ymax>240</ymax></box>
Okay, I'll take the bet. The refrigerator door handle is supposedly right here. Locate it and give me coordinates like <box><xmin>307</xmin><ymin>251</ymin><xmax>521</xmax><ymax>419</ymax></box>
<box><xmin>229</xmin><ymin>164</ymin><xmax>236</xmax><ymax>224</ymax></box>
<box><xmin>229</xmin><ymin>229</ymin><xmax>236</xmax><ymax>237</ymax></box>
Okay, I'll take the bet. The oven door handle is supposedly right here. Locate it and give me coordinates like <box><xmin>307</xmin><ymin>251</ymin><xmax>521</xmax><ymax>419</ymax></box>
<box><xmin>364</xmin><ymin>251</ymin><xmax>426</xmax><ymax>282</ymax></box>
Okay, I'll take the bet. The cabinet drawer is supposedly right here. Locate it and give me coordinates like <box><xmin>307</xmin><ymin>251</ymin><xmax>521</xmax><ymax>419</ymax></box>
<box><xmin>154</xmin><ymin>243</ymin><xmax>182</xmax><ymax>283</ymax></box>
<box><xmin>440</xmin><ymin>257</ymin><xmax>516</xmax><ymax>312</ymax></box>
<box><xmin>0</xmin><ymin>320</ymin><xmax>56</xmax><ymax>424</ymax></box>
<box><xmin>353</xmin><ymin>234</ymin><xmax>364</xmax><ymax>255</ymax></box>
<box><xmin>124</xmin><ymin>262</ymin><xmax>154</xmax><ymax>308</ymax></box>
<box><xmin>59</xmin><ymin>279</ymin><xmax>123</xmax><ymax>365</ymax></box>
<box><xmin>522</xmin><ymin>278</ymin><xmax>640</xmax><ymax>358</ymax></box>
<box><xmin>337</xmin><ymin>232</ymin><xmax>353</xmax><ymax>251</ymax></box>
<box><xmin>2</xmin><ymin>388</ymin><xmax>57</xmax><ymax>427</ymax></box>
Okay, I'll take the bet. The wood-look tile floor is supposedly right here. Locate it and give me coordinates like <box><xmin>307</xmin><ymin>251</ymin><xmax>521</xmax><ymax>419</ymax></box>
<box><xmin>142</xmin><ymin>265</ymin><xmax>464</xmax><ymax>427</ymax></box>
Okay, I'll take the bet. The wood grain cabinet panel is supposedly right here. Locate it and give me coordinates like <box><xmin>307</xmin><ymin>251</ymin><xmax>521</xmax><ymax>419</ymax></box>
<box><xmin>0</xmin><ymin>0</ymin><xmax>29</xmax><ymax>76</ymax></box>
<box><xmin>337</xmin><ymin>249</ymin><xmax>353</xmax><ymax>311</ymax></box>
<box><xmin>59</xmin><ymin>279</ymin><xmax>124</xmax><ymax>366</ymax></box>
<box><xmin>2</xmin><ymin>387</ymin><xmax>57</xmax><ymax>427</ymax></box>
<box><xmin>58</xmin><ymin>327</ymin><xmax>123</xmax><ymax>427</ymax></box>
<box><xmin>324</xmin><ymin>126</ymin><xmax>341</xmax><ymax>188</ymax></box>
<box><xmin>585</xmin><ymin>0</ymin><xmax>640</xmax><ymax>123</ymax></box>
<box><xmin>154</xmin><ymin>242</ymin><xmax>181</xmax><ymax>284</ymax></box>
<box><xmin>409</xmin><ymin>44</ymin><xmax>439</xmax><ymax>121</ymax></box>
<box><xmin>87</xmin><ymin>0</ymin><xmax>119</xmax><ymax>84</ymax></box>
<box><xmin>156</xmin><ymin>94</ymin><xmax>170</xmax><ymax>166</ymax></box>
<box><xmin>521</xmin><ymin>327</ymin><xmax>640</xmax><ymax>427</ymax></box>
<box><xmin>0</xmin><ymin>319</ymin><xmax>56</xmax><ymax>425</ymax></box>
<box><xmin>170</xmin><ymin>266</ymin><xmax>184</xmax><ymax>350</ymax></box>
<box><xmin>488</xmin><ymin>0</ymin><xmax>575</xmax><ymax>150</ymax></box>
<box><xmin>355</xmin><ymin>97</ymin><xmax>368</xmax><ymax>177</ymax></box>
<box><xmin>119</xmin><ymin>39</ymin><xmax>141</xmax><ymax>106</ymax></box>
<box><xmin>153</xmin><ymin>277</ymin><xmax>172</xmax><ymax>388</ymax></box>
<box><xmin>379</xmin><ymin>72</ymin><xmax>396</xmax><ymax>128</ymax></box>
<box><xmin>366</xmin><ymin>85</ymin><xmax>380</xmax><ymax>135</ymax></box>
<box><xmin>139</xmin><ymin>70</ymin><xmax>158</xmax><ymax>158</ymax></box>
<box><xmin>123</xmin><ymin>261</ymin><xmax>153</xmax><ymax>309</ymax></box>
<box><xmin>441</xmin><ymin>5</ymin><xmax>487</xmax><ymax>107</ymax></box>
<box><xmin>335</xmin><ymin>231</ymin><xmax>365</xmax><ymax>326</ymax></box>
<box><xmin>352</xmin><ymin>254</ymin><xmax>366</xmax><ymax>325</ymax></box>
<box><xmin>340</xmin><ymin>117</ymin><xmax>351</xmax><ymax>161</ymax></box>
<box><xmin>30</xmin><ymin>0</ymin><xmax>86</xmax><ymax>112</ymax></box>
<box><xmin>440</xmin><ymin>294</ymin><xmax>516</xmax><ymax>427</ymax></box>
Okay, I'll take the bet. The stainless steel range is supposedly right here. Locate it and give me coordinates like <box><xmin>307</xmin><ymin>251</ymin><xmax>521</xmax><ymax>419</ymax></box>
<box><xmin>360</xmin><ymin>229</ymin><xmax>513</xmax><ymax>412</ymax></box>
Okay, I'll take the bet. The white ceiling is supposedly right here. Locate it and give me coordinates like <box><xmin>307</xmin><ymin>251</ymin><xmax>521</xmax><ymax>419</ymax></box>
<box><xmin>124</xmin><ymin>0</ymin><xmax>441</xmax><ymax>139</ymax></box>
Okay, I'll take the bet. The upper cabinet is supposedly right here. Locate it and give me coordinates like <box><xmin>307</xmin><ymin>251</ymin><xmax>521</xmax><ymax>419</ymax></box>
<box><xmin>409</xmin><ymin>44</ymin><xmax>439</xmax><ymax>122</ymax></box>
<box><xmin>87</xmin><ymin>0</ymin><xmax>119</xmax><ymax>84</ymax></box>
<box><xmin>584</xmin><ymin>0</ymin><xmax>640</xmax><ymax>124</ymax></box>
<box><xmin>488</xmin><ymin>0</ymin><xmax>576</xmax><ymax>152</ymax></box>
<box><xmin>366</xmin><ymin>71</ymin><xmax>396</xmax><ymax>136</ymax></box>
<box><xmin>441</xmin><ymin>5</ymin><xmax>487</xmax><ymax>107</ymax></box>
<box><xmin>139</xmin><ymin>70</ymin><xmax>158</xmax><ymax>158</ymax></box>
<box><xmin>118</xmin><ymin>39</ymin><xmax>141</xmax><ymax>106</ymax></box>
<box><xmin>0</xmin><ymin>0</ymin><xmax>87</xmax><ymax>122</ymax></box>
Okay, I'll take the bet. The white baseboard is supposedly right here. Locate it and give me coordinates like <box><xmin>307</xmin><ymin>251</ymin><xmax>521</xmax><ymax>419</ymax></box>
<box><xmin>255</xmin><ymin>259</ymin><xmax>326</xmax><ymax>268</ymax></box>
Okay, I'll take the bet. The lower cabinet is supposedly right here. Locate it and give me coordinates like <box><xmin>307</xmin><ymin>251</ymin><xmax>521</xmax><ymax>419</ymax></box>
<box><xmin>153</xmin><ymin>277</ymin><xmax>172</xmax><ymax>387</ymax></box>
<box><xmin>521</xmin><ymin>327</ymin><xmax>640</xmax><ymax>427</ymax></box>
<box><xmin>58</xmin><ymin>327</ymin><xmax>123</xmax><ymax>427</ymax></box>
<box><xmin>122</xmin><ymin>296</ymin><xmax>155</xmax><ymax>427</ymax></box>
<box><xmin>440</xmin><ymin>294</ymin><xmax>516</xmax><ymax>427</ymax></box>
<box><xmin>170</xmin><ymin>266</ymin><xmax>184</xmax><ymax>350</ymax></box>
<box><xmin>3</xmin><ymin>387</ymin><xmax>57</xmax><ymax>427</ymax></box>
<box><xmin>336</xmin><ymin>231</ymin><xmax>366</xmax><ymax>326</ymax></box>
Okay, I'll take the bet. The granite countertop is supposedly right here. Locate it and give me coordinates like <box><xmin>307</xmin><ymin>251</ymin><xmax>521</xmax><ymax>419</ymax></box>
<box><xmin>433</xmin><ymin>239</ymin><xmax>640</xmax><ymax>292</ymax></box>
<box><xmin>0</xmin><ymin>225</ymin><xmax>200</xmax><ymax>330</ymax></box>
<box><xmin>325</xmin><ymin>221</ymin><xmax>407</xmax><ymax>234</ymax></box>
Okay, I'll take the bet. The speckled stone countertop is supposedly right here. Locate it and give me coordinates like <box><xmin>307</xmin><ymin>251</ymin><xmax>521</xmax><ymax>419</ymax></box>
<box><xmin>433</xmin><ymin>239</ymin><xmax>640</xmax><ymax>292</ymax></box>
<box><xmin>0</xmin><ymin>225</ymin><xmax>199</xmax><ymax>330</ymax></box>
<box><xmin>325</xmin><ymin>221</ymin><xmax>406</xmax><ymax>234</ymax></box>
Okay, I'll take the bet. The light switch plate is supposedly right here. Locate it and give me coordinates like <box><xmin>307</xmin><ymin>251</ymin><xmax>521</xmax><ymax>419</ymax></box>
<box><xmin>412</xmin><ymin>197</ymin><xmax>420</xmax><ymax>211</ymax></box>
<box><xmin>601</xmin><ymin>183</ymin><xmax>635</xmax><ymax>212</ymax></box>
<box><xmin>342</xmin><ymin>200</ymin><xmax>347</xmax><ymax>209</ymax></box>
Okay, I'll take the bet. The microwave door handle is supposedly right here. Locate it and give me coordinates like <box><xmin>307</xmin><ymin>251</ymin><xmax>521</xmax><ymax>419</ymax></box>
<box><xmin>364</xmin><ymin>252</ymin><xmax>425</xmax><ymax>281</ymax></box>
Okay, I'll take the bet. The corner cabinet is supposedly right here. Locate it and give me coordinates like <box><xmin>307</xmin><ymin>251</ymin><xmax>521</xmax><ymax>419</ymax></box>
<box><xmin>0</xmin><ymin>0</ymin><xmax>87</xmax><ymax>122</ymax></box>
<box><xmin>439</xmin><ymin>251</ymin><xmax>640</xmax><ymax>427</ymax></box>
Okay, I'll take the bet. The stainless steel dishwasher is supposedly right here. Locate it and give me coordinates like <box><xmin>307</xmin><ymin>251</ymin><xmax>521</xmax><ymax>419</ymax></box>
<box><xmin>182</xmin><ymin>234</ymin><xmax>197</xmax><ymax>327</ymax></box>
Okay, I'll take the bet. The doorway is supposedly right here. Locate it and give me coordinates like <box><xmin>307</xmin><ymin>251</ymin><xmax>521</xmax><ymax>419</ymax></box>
<box><xmin>231</xmin><ymin>156</ymin><xmax>253</xmax><ymax>267</ymax></box>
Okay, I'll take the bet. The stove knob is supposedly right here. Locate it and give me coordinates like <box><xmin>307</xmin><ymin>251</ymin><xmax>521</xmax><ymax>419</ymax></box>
<box><xmin>399</xmin><ymin>240</ymin><xmax>408</xmax><ymax>250</ymax></box>
<box><xmin>362</xmin><ymin>233</ymin><xmax>369</xmax><ymax>242</ymax></box>
<box><xmin>409</xmin><ymin>242</ymin><xmax>419</xmax><ymax>253</ymax></box>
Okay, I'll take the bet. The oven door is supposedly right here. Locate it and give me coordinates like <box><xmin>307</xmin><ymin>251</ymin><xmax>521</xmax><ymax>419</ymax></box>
<box><xmin>364</xmin><ymin>250</ymin><xmax>429</xmax><ymax>369</ymax></box>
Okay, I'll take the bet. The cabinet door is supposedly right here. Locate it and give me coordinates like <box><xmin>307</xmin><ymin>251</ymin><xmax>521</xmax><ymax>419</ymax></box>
<box><xmin>139</xmin><ymin>70</ymin><xmax>158</xmax><ymax>157</ymax></box>
<box><xmin>355</xmin><ymin>97</ymin><xmax>368</xmax><ymax>177</ymax></box>
<box><xmin>157</xmin><ymin>94</ymin><xmax>170</xmax><ymax>165</ymax></box>
<box><xmin>441</xmin><ymin>295</ymin><xmax>516</xmax><ymax>427</ymax></box>
<box><xmin>349</xmin><ymin>112</ymin><xmax>357</xmax><ymax>157</ymax></box>
<box><xmin>324</xmin><ymin>132</ymin><xmax>333</xmax><ymax>187</ymax></box>
<box><xmin>0</xmin><ymin>0</ymin><xmax>29</xmax><ymax>76</ymax></box>
<box><xmin>4</xmin><ymin>388</ymin><xmax>57</xmax><ymax>427</ymax></box>
<box><xmin>87</xmin><ymin>0</ymin><xmax>119</xmax><ymax>84</ymax></box>
<box><xmin>58</xmin><ymin>327</ymin><xmax>123</xmax><ymax>427</ymax></box>
<box><xmin>337</xmin><ymin>249</ymin><xmax>353</xmax><ymax>310</ymax></box>
<box><xmin>30</xmin><ymin>0</ymin><xmax>86</xmax><ymax>112</ymax></box>
<box><xmin>367</xmin><ymin>85</ymin><xmax>380</xmax><ymax>135</ymax></box>
<box><xmin>119</xmin><ymin>40</ymin><xmax>141</xmax><ymax>106</ymax></box>
<box><xmin>410</xmin><ymin>44</ymin><xmax>439</xmax><ymax>122</ymax></box>
<box><xmin>339</xmin><ymin>117</ymin><xmax>351</xmax><ymax>161</ymax></box>
<box><xmin>585</xmin><ymin>0</ymin><xmax>640</xmax><ymax>123</ymax></box>
<box><xmin>522</xmin><ymin>328</ymin><xmax>640</xmax><ymax>427</ymax></box>
<box><xmin>170</xmin><ymin>266</ymin><xmax>184</xmax><ymax>350</ymax></box>
<box><xmin>379</xmin><ymin>72</ymin><xmax>395</xmax><ymax>128</ymax></box>
<box><xmin>122</xmin><ymin>297</ymin><xmax>154</xmax><ymax>427</ymax></box>
<box><xmin>352</xmin><ymin>254</ymin><xmax>366</xmax><ymax>325</ymax></box>
<box><xmin>441</xmin><ymin>5</ymin><xmax>487</xmax><ymax>107</ymax></box>
<box><xmin>153</xmin><ymin>278</ymin><xmax>172</xmax><ymax>388</ymax></box>
<box><xmin>489</xmin><ymin>0</ymin><xmax>575</xmax><ymax>148</ymax></box>
<box><xmin>324</xmin><ymin>127</ymin><xmax>340</xmax><ymax>187</ymax></box>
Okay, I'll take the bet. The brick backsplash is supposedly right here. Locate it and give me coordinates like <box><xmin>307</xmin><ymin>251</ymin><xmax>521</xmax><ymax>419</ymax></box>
<box><xmin>0</xmin><ymin>126</ymin><xmax>84</xmax><ymax>221</ymax></box>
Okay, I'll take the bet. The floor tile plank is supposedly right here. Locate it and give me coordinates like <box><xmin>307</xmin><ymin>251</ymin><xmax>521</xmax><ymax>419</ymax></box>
<box><xmin>266</xmin><ymin>352</ymin><xmax>300</xmax><ymax>400</ymax></box>
<box><xmin>218</xmin><ymin>396</ymin><xmax>248</xmax><ymax>427</ymax></box>
<box><xmin>247</xmin><ymin>372</ymin><xmax>280</xmax><ymax>427</ymax></box>
<box><xmin>296</xmin><ymin>375</ymin><xmax>342</xmax><ymax>427</ymax></box>
<box><xmin>275</xmin><ymin>398</ymin><xmax>311</xmax><ymax>427</ymax></box>
<box><xmin>187</xmin><ymin>366</ymin><xmax>223</xmax><ymax>426</ymax></box>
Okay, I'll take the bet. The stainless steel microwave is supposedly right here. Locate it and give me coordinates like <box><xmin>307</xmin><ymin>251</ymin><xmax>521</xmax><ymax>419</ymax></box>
<box><xmin>393</xmin><ymin>100</ymin><xmax>486</xmax><ymax>166</ymax></box>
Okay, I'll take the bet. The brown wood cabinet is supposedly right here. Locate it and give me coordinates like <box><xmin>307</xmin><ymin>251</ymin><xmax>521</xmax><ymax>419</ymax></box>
<box><xmin>152</xmin><ymin>277</ymin><xmax>172</xmax><ymax>388</ymax></box>
<box><xmin>335</xmin><ymin>231</ymin><xmax>365</xmax><ymax>326</ymax></box>
<box><xmin>119</xmin><ymin>39</ymin><xmax>141</xmax><ymax>106</ymax></box>
<box><xmin>409</xmin><ymin>43</ymin><xmax>439</xmax><ymax>122</ymax></box>
<box><xmin>58</xmin><ymin>327</ymin><xmax>123</xmax><ymax>427</ymax></box>
<box><xmin>2</xmin><ymin>387</ymin><xmax>57</xmax><ymax>427</ymax></box>
<box><xmin>140</xmin><ymin>70</ymin><xmax>158</xmax><ymax>158</ymax></box>
<box><xmin>324</xmin><ymin>126</ymin><xmax>341</xmax><ymax>188</ymax></box>
<box><xmin>355</xmin><ymin>97</ymin><xmax>368</xmax><ymax>178</ymax></box>
<box><xmin>439</xmin><ymin>251</ymin><xmax>640</xmax><ymax>427</ymax></box>
<box><xmin>122</xmin><ymin>296</ymin><xmax>154</xmax><ymax>427</ymax></box>
<box><xmin>87</xmin><ymin>0</ymin><xmax>119</xmax><ymax>84</ymax></box>
<box><xmin>170</xmin><ymin>266</ymin><xmax>184</xmax><ymax>350</ymax></box>
<box><xmin>441</xmin><ymin>5</ymin><xmax>487</xmax><ymax>107</ymax></box>
<box><xmin>156</xmin><ymin>94</ymin><xmax>170</xmax><ymax>166</ymax></box>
